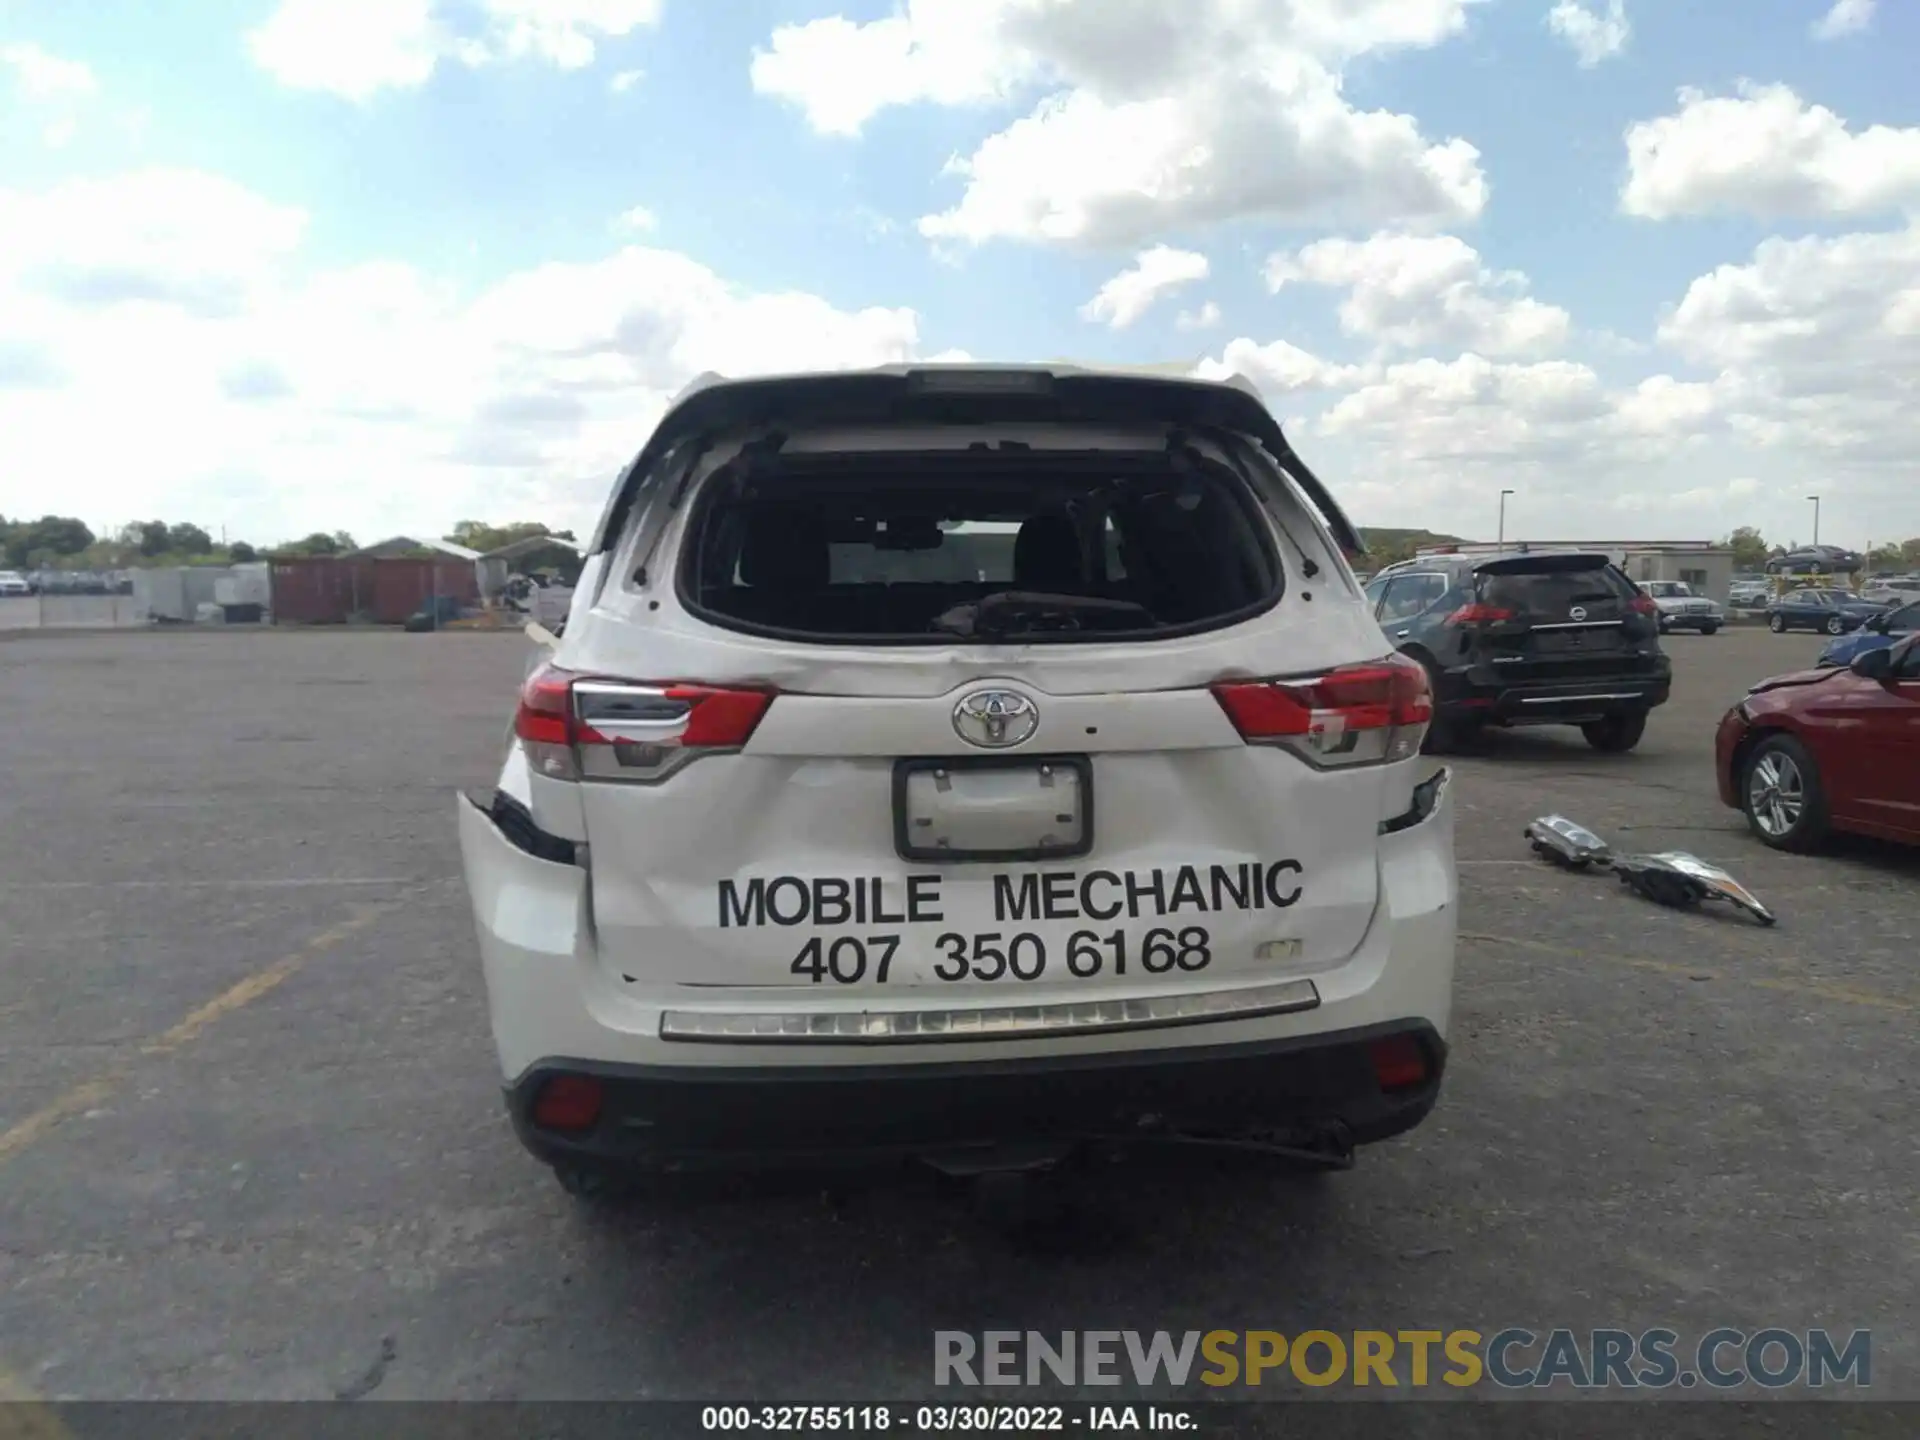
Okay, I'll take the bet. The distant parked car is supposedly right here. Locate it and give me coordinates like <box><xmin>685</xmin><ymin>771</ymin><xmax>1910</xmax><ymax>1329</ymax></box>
<box><xmin>0</xmin><ymin>570</ymin><xmax>30</xmax><ymax>597</ymax></box>
<box><xmin>1816</xmin><ymin>599</ymin><xmax>1920</xmax><ymax>667</ymax></box>
<box><xmin>1638</xmin><ymin>580</ymin><xmax>1723</xmax><ymax>634</ymax></box>
<box><xmin>1765</xmin><ymin>545</ymin><xmax>1866</xmax><ymax>577</ymax></box>
<box><xmin>1717</xmin><ymin>636</ymin><xmax>1920</xmax><ymax>850</ymax></box>
<box><xmin>1859</xmin><ymin>577</ymin><xmax>1920</xmax><ymax>607</ymax></box>
<box><xmin>1766</xmin><ymin>587</ymin><xmax>1887</xmax><ymax>635</ymax></box>
<box><xmin>1728</xmin><ymin>578</ymin><xmax>1771</xmax><ymax>609</ymax></box>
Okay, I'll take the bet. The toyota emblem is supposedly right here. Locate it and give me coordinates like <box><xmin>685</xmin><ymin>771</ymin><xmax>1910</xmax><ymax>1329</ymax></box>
<box><xmin>1569</xmin><ymin>605</ymin><xmax>1588</xmax><ymax>621</ymax></box>
<box><xmin>952</xmin><ymin>689</ymin><xmax>1039</xmax><ymax>749</ymax></box>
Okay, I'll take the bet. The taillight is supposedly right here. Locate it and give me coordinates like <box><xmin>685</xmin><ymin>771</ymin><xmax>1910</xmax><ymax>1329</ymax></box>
<box><xmin>1628</xmin><ymin>593</ymin><xmax>1658</xmax><ymax>616</ymax></box>
<box><xmin>514</xmin><ymin>661</ymin><xmax>774</xmax><ymax>783</ymax></box>
<box><xmin>515</xmin><ymin>663</ymin><xmax>578</xmax><ymax>779</ymax></box>
<box><xmin>1444</xmin><ymin>603</ymin><xmax>1514</xmax><ymax>625</ymax></box>
<box><xmin>1211</xmin><ymin>653</ymin><xmax>1432</xmax><ymax>767</ymax></box>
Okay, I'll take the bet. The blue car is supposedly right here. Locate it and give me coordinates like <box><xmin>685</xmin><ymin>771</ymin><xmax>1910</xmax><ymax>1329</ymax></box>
<box><xmin>1766</xmin><ymin>587</ymin><xmax>1888</xmax><ymax>636</ymax></box>
<box><xmin>1817</xmin><ymin>598</ymin><xmax>1920</xmax><ymax>666</ymax></box>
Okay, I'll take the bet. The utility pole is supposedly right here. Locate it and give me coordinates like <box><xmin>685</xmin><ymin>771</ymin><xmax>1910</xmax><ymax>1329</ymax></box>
<box><xmin>1497</xmin><ymin>489</ymin><xmax>1514</xmax><ymax>547</ymax></box>
<box><xmin>1807</xmin><ymin>494</ymin><xmax>1821</xmax><ymax>547</ymax></box>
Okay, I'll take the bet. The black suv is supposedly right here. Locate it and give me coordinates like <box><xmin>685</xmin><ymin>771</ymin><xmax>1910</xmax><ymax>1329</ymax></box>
<box><xmin>1363</xmin><ymin>550</ymin><xmax>1672</xmax><ymax>753</ymax></box>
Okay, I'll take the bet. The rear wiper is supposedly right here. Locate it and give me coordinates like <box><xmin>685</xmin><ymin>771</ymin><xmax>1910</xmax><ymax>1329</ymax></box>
<box><xmin>929</xmin><ymin>591</ymin><xmax>1158</xmax><ymax>639</ymax></box>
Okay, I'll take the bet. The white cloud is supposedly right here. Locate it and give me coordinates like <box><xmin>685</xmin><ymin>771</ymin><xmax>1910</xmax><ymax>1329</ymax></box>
<box><xmin>1078</xmin><ymin>245</ymin><xmax>1208</xmax><ymax>329</ymax></box>
<box><xmin>1188</xmin><ymin>216</ymin><xmax>1920</xmax><ymax>538</ymax></box>
<box><xmin>2</xmin><ymin>42</ymin><xmax>99</xmax><ymax>100</ymax></box>
<box><xmin>477</xmin><ymin>0</ymin><xmax>662</xmax><ymax>69</ymax></box>
<box><xmin>1811</xmin><ymin>0</ymin><xmax>1875</xmax><ymax>39</ymax></box>
<box><xmin>753</xmin><ymin>0</ymin><xmax>1490</xmax><ymax>246</ymax></box>
<box><xmin>247</xmin><ymin>0</ymin><xmax>441</xmax><ymax>101</ymax></box>
<box><xmin>1194</xmin><ymin>338</ymin><xmax>1376</xmax><ymax>395</ymax></box>
<box><xmin>1545</xmin><ymin>1</ymin><xmax>1629</xmax><ymax>67</ymax></box>
<box><xmin>0</xmin><ymin>168</ymin><xmax>308</xmax><ymax>318</ymax></box>
<box><xmin>609</xmin><ymin>67</ymin><xmax>645</xmax><ymax>93</ymax></box>
<box><xmin>247</xmin><ymin>0</ymin><xmax>663</xmax><ymax>99</ymax></box>
<box><xmin>1265</xmin><ymin>232</ymin><xmax>1570</xmax><ymax>356</ymax></box>
<box><xmin>1176</xmin><ymin>301</ymin><xmax>1221</xmax><ymax>331</ymax></box>
<box><xmin>615</xmin><ymin>204</ymin><xmax>657</xmax><ymax>232</ymax></box>
<box><xmin>1622</xmin><ymin>83</ymin><xmax>1920</xmax><ymax>220</ymax></box>
<box><xmin>1657</xmin><ymin>223</ymin><xmax>1920</xmax><ymax>464</ymax></box>
<box><xmin>0</xmin><ymin>168</ymin><xmax>938</xmax><ymax>543</ymax></box>
<box><xmin>3</xmin><ymin>41</ymin><xmax>102</xmax><ymax>147</ymax></box>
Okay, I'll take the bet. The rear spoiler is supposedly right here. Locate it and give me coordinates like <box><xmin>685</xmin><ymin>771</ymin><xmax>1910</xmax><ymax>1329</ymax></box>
<box><xmin>587</xmin><ymin>365</ymin><xmax>1365</xmax><ymax>557</ymax></box>
<box><xmin>1470</xmin><ymin>551</ymin><xmax>1618</xmax><ymax>575</ymax></box>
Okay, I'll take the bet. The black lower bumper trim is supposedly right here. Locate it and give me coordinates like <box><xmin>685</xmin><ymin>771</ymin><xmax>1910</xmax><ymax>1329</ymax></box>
<box><xmin>506</xmin><ymin>1021</ymin><xmax>1447</xmax><ymax>1172</ymax></box>
<box><xmin>1435</xmin><ymin>673</ymin><xmax>1670</xmax><ymax>725</ymax></box>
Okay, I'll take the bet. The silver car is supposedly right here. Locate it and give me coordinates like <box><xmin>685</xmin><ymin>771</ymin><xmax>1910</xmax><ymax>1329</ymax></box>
<box><xmin>1638</xmin><ymin>580</ymin><xmax>1723</xmax><ymax>635</ymax></box>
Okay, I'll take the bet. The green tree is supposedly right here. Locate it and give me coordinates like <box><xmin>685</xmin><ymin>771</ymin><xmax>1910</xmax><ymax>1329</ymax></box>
<box><xmin>1355</xmin><ymin>527</ymin><xmax>1466</xmax><ymax>568</ymax></box>
<box><xmin>134</xmin><ymin>520</ymin><xmax>171</xmax><ymax>557</ymax></box>
<box><xmin>1723</xmin><ymin>525</ymin><xmax>1768</xmax><ymax>571</ymax></box>
<box><xmin>1867</xmin><ymin>537</ymin><xmax>1920</xmax><ymax>571</ymax></box>
<box><xmin>229</xmin><ymin>541</ymin><xmax>259</xmax><ymax>563</ymax></box>
<box><xmin>2</xmin><ymin>515</ymin><xmax>96</xmax><ymax>568</ymax></box>
<box><xmin>167</xmin><ymin>522</ymin><xmax>215</xmax><ymax>554</ymax></box>
<box><xmin>446</xmin><ymin>520</ymin><xmax>573</xmax><ymax>554</ymax></box>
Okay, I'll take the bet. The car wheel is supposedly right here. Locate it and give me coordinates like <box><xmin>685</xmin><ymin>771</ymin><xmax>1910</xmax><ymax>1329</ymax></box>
<box><xmin>1657</xmin><ymin>616</ymin><xmax>1671</xmax><ymax>634</ymax></box>
<box><xmin>1421</xmin><ymin>712</ymin><xmax>1469</xmax><ymax>754</ymax></box>
<box><xmin>1415</xmin><ymin>661</ymin><xmax>1464</xmax><ymax>754</ymax></box>
<box><xmin>1581</xmin><ymin>711</ymin><xmax>1647</xmax><ymax>754</ymax></box>
<box><xmin>1768</xmin><ymin>613</ymin><xmax>1787</xmax><ymax>633</ymax></box>
<box><xmin>1701</xmin><ymin>622</ymin><xmax>1720</xmax><ymax>635</ymax></box>
<box><xmin>1825</xmin><ymin>615</ymin><xmax>1846</xmax><ymax>635</ymax></box>
<box><xmin>1741</xmin><ymin>734</ymin><xmax>1829</xmax><ymax>853</ymax></box>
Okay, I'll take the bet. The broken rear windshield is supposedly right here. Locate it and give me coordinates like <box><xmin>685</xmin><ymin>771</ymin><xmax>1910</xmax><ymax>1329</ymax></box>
<box><xmin>675</xmin><ymin>452</ymin><xmax>1283</xmax><ymax>644</ymax></box>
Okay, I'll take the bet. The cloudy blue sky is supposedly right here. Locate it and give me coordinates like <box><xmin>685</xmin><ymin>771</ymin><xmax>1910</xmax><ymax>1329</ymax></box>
<box><xmin>2</xmin><ymin>0</ymin><xmax>1917</xmax><ymax>551</ymax></box>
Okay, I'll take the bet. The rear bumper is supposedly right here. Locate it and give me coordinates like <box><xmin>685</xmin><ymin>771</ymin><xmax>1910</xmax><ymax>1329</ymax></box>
<box><xmin>1659</xmin><ymin>611</ymin><xmax>1721</xmax><ymax>631</ymax></box>
<box><xmin>1434</xmin><ymin>667</ymin><xmax>1670</xmax><ymax>725</ymax></box>
<box><xmin>457</xmin><ymin>759</ymin><xmax>1458</xmax><ymax>1144</ymax></box>
<box><xmin>506</xmin><ymin>1021</ymin><xmax>1447</xmax><ymax>1170</ymax></box>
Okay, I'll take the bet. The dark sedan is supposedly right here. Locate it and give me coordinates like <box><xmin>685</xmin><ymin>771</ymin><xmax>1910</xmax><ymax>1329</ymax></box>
<box><xmin>1765</xmin><ymin>587</ymin><xmax>1888</xmax><ymax>636</ymax></box>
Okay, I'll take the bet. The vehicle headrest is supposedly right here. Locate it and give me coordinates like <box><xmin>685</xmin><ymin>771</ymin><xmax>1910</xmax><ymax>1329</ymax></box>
<box><xmin>1014</xmin><ymin>513</ymin><xmax>1082</xmax><ymax>592</ymax></box>
<box><xmin>739</xmin><ymin>507</ymin><xmax>829</xmax><ymax>588</ymax></box>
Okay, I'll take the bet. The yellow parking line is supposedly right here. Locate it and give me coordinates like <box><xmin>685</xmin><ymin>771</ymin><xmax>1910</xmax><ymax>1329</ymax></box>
<box><xmin>1462</xmin><ymin>931</ymin><xmax>1913</xmax><ymax>1015</ymax></box>
<box><xmin>0</xmin><ymin>895</ymin><xmax>414</xmax><ymax>1171</ymax></box>
<box><xmin>0</xmin><ymin>1366</ymin><xmax>75</xmax><ymax>1440</ymax></box>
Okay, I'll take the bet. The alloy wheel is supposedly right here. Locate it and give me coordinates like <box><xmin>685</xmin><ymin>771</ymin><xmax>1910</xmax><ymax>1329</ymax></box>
<box><xmin>1747</xmin><ymin>751</ymin><xmax>1805</xmax><ymax>838</ymax></box>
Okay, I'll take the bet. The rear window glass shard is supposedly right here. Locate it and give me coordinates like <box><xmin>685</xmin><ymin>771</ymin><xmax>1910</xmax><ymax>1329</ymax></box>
<box><xmin>675</xmin><ymin>448</ymin><xmax>1284</xmax><ymax>644</ymax></box>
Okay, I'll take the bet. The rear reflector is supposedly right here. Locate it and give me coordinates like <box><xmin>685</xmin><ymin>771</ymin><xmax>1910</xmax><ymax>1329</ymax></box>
<box><xmin>514</xmin><ymin>662</ymin><xmax>774</xmax><ymax>783</ymax></box>
<box><xmin>660</xmin><ymin>979</ymin><xmax>1320</xmax><ymax>1045</ymax></box>
<box><xmin>530</xmin><ymin>1073</ymin><xmax>604</xmax><ymax>1132</ymax></box>
<box><xmin>1367</xmin><ymin>1035</ymin><xmax>1430</xmax><ymax>1092</ymax></box>
<box><xmin>1211</xmin><ymin>653</ymin><xmax>1432</xmax><ymax>767</ymax></box>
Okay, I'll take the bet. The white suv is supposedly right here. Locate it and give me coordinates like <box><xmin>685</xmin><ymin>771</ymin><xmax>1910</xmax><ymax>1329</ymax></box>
<box><xmin>457</xmin><ymin>364</ymin><xmax>1457</xmax><ymax>1199</ymax></box>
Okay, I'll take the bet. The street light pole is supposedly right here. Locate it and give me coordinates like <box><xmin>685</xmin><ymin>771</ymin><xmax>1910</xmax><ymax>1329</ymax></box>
<box><xmin>1807</xmin><ymin>494</ymin><xmax>1820</xmax><ymax>547</ymax></box>
<box><xmin>1498</xmin><ymin>489</ymin><xmax>1514</xmax><ymax>547</ymax></box>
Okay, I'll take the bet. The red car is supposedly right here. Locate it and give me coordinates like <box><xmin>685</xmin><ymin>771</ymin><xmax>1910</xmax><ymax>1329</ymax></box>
<box><xmin>1716</xmin><ymin>634</ymin><xmax>1920</xmax><ymax>850</ymax></box>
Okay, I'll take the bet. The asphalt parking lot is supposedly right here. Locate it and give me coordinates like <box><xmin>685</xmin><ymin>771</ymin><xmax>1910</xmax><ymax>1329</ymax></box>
<box><xmin>1</xmin><ymin>625</ymin><xmax>1915</xmax><ymax>1404</ymax></box>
